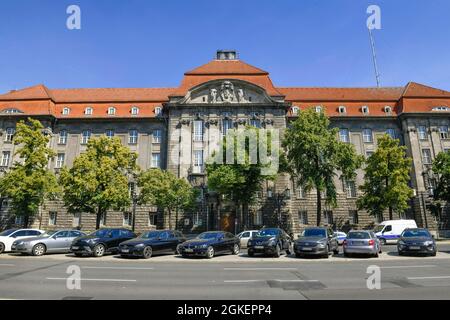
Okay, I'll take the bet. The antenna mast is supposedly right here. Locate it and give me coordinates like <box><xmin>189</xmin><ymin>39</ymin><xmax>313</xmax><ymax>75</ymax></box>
<box><xmin>368</xmin><ymin>27</ymin><xmax>381</xmax><ymax>87</ymax></box>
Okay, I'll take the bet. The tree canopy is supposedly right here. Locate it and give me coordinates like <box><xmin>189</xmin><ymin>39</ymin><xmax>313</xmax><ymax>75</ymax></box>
<box><xmin>432</xmin><ymin>151</ymin><xmax>450</xmax><ymax>202</ymax></box>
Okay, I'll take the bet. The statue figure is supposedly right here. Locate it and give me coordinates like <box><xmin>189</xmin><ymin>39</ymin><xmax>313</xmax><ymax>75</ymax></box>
<box><xmin>237</xmin><ymin>88</ymin><xmax>248</xmax><ymax>103</ymax></box>
<box><xmin>209</xmin><ymin>88</ymin><xmax>218</xmax><ymax>103</ymax></box>
<box><xmin>220</xmin><ymin>81</ymin><xmax>237</xmax><ymax>103</ymax></box>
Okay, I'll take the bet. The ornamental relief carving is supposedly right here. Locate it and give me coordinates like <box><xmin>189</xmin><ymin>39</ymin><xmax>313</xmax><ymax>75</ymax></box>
<box><xmin>209</xmin><ymin>81</ymin><xmax>250</xmax><ymax>104</ymax></box>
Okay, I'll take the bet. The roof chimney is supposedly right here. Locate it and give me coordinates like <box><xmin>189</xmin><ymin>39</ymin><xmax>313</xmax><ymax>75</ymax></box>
<box><xmin>216</xmin><ymin>50</ymin><xmax>238</xmax><ymax>60</ymax></box>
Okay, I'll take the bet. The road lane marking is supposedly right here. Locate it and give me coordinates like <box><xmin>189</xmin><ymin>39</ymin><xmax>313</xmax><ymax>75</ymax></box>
<box><xmin>81</xmin><ymin>266</ymin><xmax>154</xmax><ymax>270</ymax></box>
<box><xmin>224</xmin><ymin>279</ymin><xmax>319</xmax><ymax>283</ymax></box>
<box><xmin>46</xmin><ymin>277</ymin><xmax>136</xmax><ymax>282</ymax></box>
<box><xmin>0</xmin><ymin>264</ymin><xmax>15</xmax><ymax>267</ymax></box>
<box><xmin>224</xmin><ymin>268</ymin><xmax>298</xmax><ymax>271</ymax></box>
<box><xmin>407</xmin><ymin>276</ymin><xmax>450</xmax><ymax>280</ymax></box>
<box><xmin>381</xmin><ymin>265</ymin><xmax>436</xmax><ymax>269</ymax></box>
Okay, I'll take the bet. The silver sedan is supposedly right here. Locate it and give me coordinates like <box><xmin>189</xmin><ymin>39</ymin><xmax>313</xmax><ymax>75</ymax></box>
<box><xmin>11</xmin><ymin>229</ymin><xmax>86</xmax><ymax>256</ymax></box>
<box><xmin>343</xmin><ymin>230</ymin><xmax>381</xmax><ymax>258</ymax></box>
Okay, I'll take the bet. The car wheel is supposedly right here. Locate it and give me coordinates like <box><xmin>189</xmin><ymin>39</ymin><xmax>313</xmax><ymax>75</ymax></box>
<box><xmin>142</xmin><ymin>246</ymin><xmax>153</xmax><ymax>259</ymax></box>
<box><xmin>380</xmin><ymin>238</ymin><xmax>387</xmax><ymax>245</ymax></box>
<box><xmin>175</xmin><ymin>244</ymin><xmax>182</xmax><ymax>255</ymax></box>
<box><xmin>206</xmin><ymin>246</ymin><xmax>215</xmax><ymax>259</ymax></box>
<box><xmin>32</xmin><ymin>244</ymin><xmax>46</xmax><ymax>256</ymax></box>
<box><xmin>232</xmin><ymin>244</ymin><xmax>240</xmax><ymax>255</ymax></box>
<box><xmin>248</xmin><ymin>250</ymin><xmax>254</xmax><ymax>257</ymax></box>
<box><xmin>274</xmin><ymin>245</ymin><xmax>281</xmax><ymax>258</ymax></box>
<box><xmin>0</xmin><ymin>242</ymin><xmax>5</xmax><ymax>254</ymax></box>
<box><xmin>431</xmin><ymin>251</ymin><xmax>437</xmax><ymax>257</ymax></box>
<box><xmin>93</xmin><ymin>244</ymin><xmax>106</xmax><ymax>257</ymax></box>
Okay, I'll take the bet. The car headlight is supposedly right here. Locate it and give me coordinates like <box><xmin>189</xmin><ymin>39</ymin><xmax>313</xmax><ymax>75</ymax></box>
<box><xmin>317</xmin><ymin>242</ymin><xmax>326</xmax><ymax>248</ymax></box>
<box><xmin>398</xmin><ymin>240</ymin><xmax>405</xmax><ymax>245</ymax></box>
<box><xmin>424</xmin><ymin>241</ymin><xmax>434</xmax><ymax>246</ymax></box>
<box><xmin>135</xmin><ymin>243</ymin><xmax>144</xmax><ymax>247</ymax></box>
<box><xmin>199</xmin><ymin>244</ymin><xmax>208</xmax><ymax>248</ymax></box>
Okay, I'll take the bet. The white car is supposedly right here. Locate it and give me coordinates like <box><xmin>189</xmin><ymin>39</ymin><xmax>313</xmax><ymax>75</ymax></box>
<box><xmin>334</xmin><ymin>231</ymin><xmax>347</xmax><ymax>245</ymax></box>
<box><xmin>237</xmin><ymin>230</ymin><xmax>259</xmax><ymax>249</ymax></box>
<box><xmin>0</xmin><ymin>229</ymin><xmax>45</xmax><ymax>254</ymax></box>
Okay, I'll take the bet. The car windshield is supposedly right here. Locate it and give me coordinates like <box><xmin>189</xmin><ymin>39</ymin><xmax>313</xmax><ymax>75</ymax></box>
<box><xmin>402</xmin><ymin>230</ymin><xmax>430</xmax><ymax>238</ymax></box>
<box><xmin>140</xmin><ymin>231</ymin><xmax>161</xmax><ymax>239</ymax></box>
<box><xmin>0</xmin><ymin>229</ymin><xmax>17</xmax><ymax>236</ymax></box>
<box><xmin>302</xmin><ymin>229</ymin><xmax>326</xmax><ymax>237</ymax></box>
<box><xmin>42</xmin><ymin>230</ymin><xmax>59</xmax><ymax>237</ymax></box>
<box><xmin>256</xmin><ymin>229</ymin><xmax>278</xmax><ymax>237</ymax></box>
<box><xmin>197</xmin><ymin>232</ymin><xmax>221</xmax><ymax>239</ymax></box>
<box><xmin>373</xmin><ymin>225</ymin><xmax>384</xmax><ymax>233</ymax></box>
<box><xmin>90</xmin><ymin>229</ymin><xmax>110</xmax><ymax>237</ymax></box>
<box><xmin>348</xmin><ymin>232</ymin><xmax>371</xmax><ymax>239</ymax></box>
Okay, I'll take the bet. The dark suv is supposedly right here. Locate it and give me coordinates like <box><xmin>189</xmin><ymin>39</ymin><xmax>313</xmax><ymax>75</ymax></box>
<box><xmin>294</xmin><ymin>227</ymin><xmax>339</xmax><ymax>258</ymax></box>
<box><xmin>247</xmin><ymin>228</ymin><xmax>292</xmax><ymax>257</ymax></box>
<box><xmin>70</xmin><ymin>228</ymin><xmax>136</xmax><ymax>257</ymax></box>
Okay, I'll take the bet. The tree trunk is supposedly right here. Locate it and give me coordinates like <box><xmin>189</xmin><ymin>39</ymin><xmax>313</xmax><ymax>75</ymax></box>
<box><xmin>23</xmin><ymin>215</ymin><xmax>29</xmax><ymax>228</ymax></box>
<box><xmin>388</xmin><ymin>206</ymin><xmax>393</xmax><ymax>221</ymax></box>
<box><xmin>168</xmin><ymin>208</ymin><xmax>172</xmax><ymax>230</ymax></box>
<box><xmin>175</xmin><ymin>208</ymin><xmax>179</xmax><ymax>231</ymax></box>
<box><xmin>96</xmin><ymin>207</ymin><xmax>103</xmax><ymax>230</ymax></box>
<box><xmin>316</xmin><ymin>188</ymin><xmax>322</xmax><ymax>226</ymax></box>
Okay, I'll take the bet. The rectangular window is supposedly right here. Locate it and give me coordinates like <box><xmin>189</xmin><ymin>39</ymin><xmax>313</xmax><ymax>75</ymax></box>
<box><xmin>297</xmin><ymin>185</ymin><xmax>307</xmax><ymax>199</ymax></box>
<box><xmin>1</xmin><ymin>151</ymin><xmax>10</xmax><ymax>167</ymax></box>
<box><xmin>299</xmin><ymin>210</ymin><xmax>308</xmax><ymax>225</ymax></box>
<box><xmin>193</xmin><ymin>150</ymin><xmax>204</xmax><ymax>173</ymax></box>
<box><xmin>193</xmin><ymin>120</ymin><xmax>204</xmax><ymax>141</ymax></box>
<box><xmin>81</xmin><ymin>130</ymin><xmax>91</xmax><ymax>144</ymax></box>
<box><xmin>345</xmin><ymin>180</ymin><xmax>357</xmax><ymax>198</ymax></box>
<box><xmin>129</xmin><ymin>130</ymin><xmax>138</xmax><ymax>144</ymax></box>
<box><xmin>362</xmin><ymin>128</ymin><xmax>373</xmax><ymax>143</ymax></box>
<box><xmin>422</xmin><ymin>149</ymin><xmax>432</xmax><ymax>164</ymax></box>
<box><xmin>254</xmin><ymin>210</ymin><xmax>263</xmax><ymax>226</ymax></box>
<box><xmin>56</xmin><ymin>153</ymin><xmax>65</xmax><ymax>168</ymax></box>
<box><xmin>105</xmin><ymin>129</ymin><xmax>115</xmax><ymax>138</ymax></box>
<box><xmin>222</xmin><ymin>119</ymin><xmax>233</xmax><ymax>137</ymax></box>
<box><xmin>58</xmin><ymin>130</ymin><xmax>68</xmax><ymax>144</ymax></box>
<box><xmin>339</xmin><ymin>129</ymin><xmax>350</xmax><ymax>143</ymax></box>
<box><xmin>386</xmin><ymin>128</ymin><xmax>396</xmax><ymax>139</ymax></box>
<box><xmin>151</xmin><ymin>153</ymin><xmax>161</xmax><ymax>168</ymax></box>
<box><xmin>439</xmin><ymin>126</ymin><xmax>449</xmax><ymax>139</ymax></box>
<box><xmin>15</xmin><ymin>216</ymin><xmax>24</xmax><ymax>226</ymax></box>
<box><xmin>123</xmin><ymin>212</ymin><xmax>132</xmax><ymax>227</ymax></box>
<box><xmin>153</xmin><ymin>129</ymin><xmax>162</xmax><ymax>143</ymax></box>
<box><xmin>48</xmin><ymin>212</ymin><xmax>57</xmax><ymax>226</ymax></box>
<box><xmin>349</xmin><ymin>210</ymin><xmax>359</xmax><ymax>224</ymax></box>
<box><xmin>5</xmin><ymin>128</ymin><xmax>14</xmax><ymax>142</ymax></box>
<box><xmin>148</xmin><ymin>213</ymin><xmax>158</xmax><ymax>226</ymax></box>
<box><xmin>72</xmin><ymin>212</ymin><xmax>81</xmax><ymax>228</ymax></box>
<box><xmin>418</xmin><ymin>126</ymin><xmax>427</xmax><ymax>140</ymax></box>
<box><xmin>323</xmin><ymin>211</ymin><xmax>333</xmax><ymax>225</ymax></box>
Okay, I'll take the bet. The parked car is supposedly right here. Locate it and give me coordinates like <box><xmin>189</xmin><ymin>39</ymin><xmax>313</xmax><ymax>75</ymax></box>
<box><xmin>119</xmin><ymin>230</ymin><xmax>186</xmax><ymax>259</ymax></box>
<box><xmin>374</xmin><ymin>219</ymin><xmax>418</xmax><ymax>245</ymax></box>
<box><xmin>294</xmin><ymin>227</ymin><xmax>339</xmax><ymax>258</ymax></box>
<box><xmin>70</xmin><ymin>228</ymin><xmax>136</xmax><ymax>257</ymax></box>
<box><xmin>334</xmin><ymin>231</ymin><xmax>347</xmax><ymax>245</ymax></box>
<box><xmin>247</xmin><ymin>228</ymin><xmax>292</xmax><ymax>257</ymax></box>
<box><xmin>0</xmin><ymin>228</ymin><xmax>45</xmax><ymax>254</ymax></box>
<box><xmin>343</xmin><ymin>230</ymin><xmax>381</xmax><ymax>257</ymax></box>
<box><xmin>11</xmin><ymin>229</ymin><xmax>86</xmax><ymax>256</ymax></box>
<box><xmin>236</xmin><ymin>230</ymin><xmax>259</xmax><ymax>249</ymax></box>
<box><xmin>397</xmin><ymin>228</ymin><xmax>437</xmax><ymax>256</ymax></box>
<box><xmin>179</xmin><ymin>231</ymin><xmax>240</xmax><ymax>259</ymax></box>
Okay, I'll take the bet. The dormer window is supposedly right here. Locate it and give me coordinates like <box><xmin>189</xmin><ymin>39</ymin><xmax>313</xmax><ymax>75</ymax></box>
<box><xmin>315</xmin><ymin>106</ymin><xmax>322</xmax><ymax>113</ymax></box>
<box><xmin>107</xmin><ymin>107</ymin><xmax>116</xmax><ymax>115</ymax></box>
<box><xmin>384</xmin><ymin>106</ymin><xmax>392</xmax><ymax>114</ymax></box>
<box><xmin>291</xmin><ymin>106</ymin><xmax>300</xmax><ymax>115</ymax></box>
<box><xmin>85</xmin><ymin>107</ymin><xmax>93</xmax><ymax>115</ymax></box>
<box><xmin>62</xmin><ymin>107</ymin><xmax>70</xmax><ymax>115</ymax></box>
<box><xmin>131</xmin><ymin>106</ymin><xmax>139</xmax><ymax>115</ymax></box>
<box><xmin>362</xmin><ymin>106</ymin><xmax>369</xmax><ymax>114</ymax></box>
<box><xmin>432</xmin><ymin>106</ymin><xmax>449</xmax><ymax>111</ymax></box>
<box><xmin>2</xmin><ymin>108</ymin><xmax>23</xmax><ymax>114</ymax></box>
<box><xmin>338</xmin><ymin>106</ymin><xmax>346</xmax><ymax>114</ymax></box>
<box><xmin>155</xmin><ymin>107</ymin><xmax>162</xmax><ymax>116</ymax></box>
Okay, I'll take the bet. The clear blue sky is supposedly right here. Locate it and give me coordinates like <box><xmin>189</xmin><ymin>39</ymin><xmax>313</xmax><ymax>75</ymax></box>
<box><xmin>0</xmin><ymin>0</ymin><xmax>449</xmax><ymax>93</ymax></box>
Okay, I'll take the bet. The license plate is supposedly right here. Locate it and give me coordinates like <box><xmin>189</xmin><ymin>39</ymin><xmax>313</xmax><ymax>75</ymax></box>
<box><xmin>121</xmin><ymin>249</ymin><xmax>129</xmax><ymax>253</ymax></box>
<box><xmin>301</xmin><ymin>247</ymin><xmax>312</xmax><ymax>251</ymax></box>
<box><xmin>254</xmin><ymin>246</ymin><xmax>264</xmax><ymax>249</ymax></box>
<box><xmin>409</xmin><ymin>246</ymin><xmax>420</xmax><ymax>250</ymax></box>
<box><xmin>353</xmin><ymin>241</ymin><xmax>364</xmax><ymax>245</ymax></box>
<box><xmin>185</xmin><ymin>248</ymin><xmax>193</xmax><ymax>252</ymax></box>
<box><xmin>72</xmin><ymin>246</ymin><xmax>79</xmax><ymax>250</ymax></box>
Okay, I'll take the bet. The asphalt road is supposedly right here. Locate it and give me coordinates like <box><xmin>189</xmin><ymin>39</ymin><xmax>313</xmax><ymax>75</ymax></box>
<box><xmin>1</xmin><ymin>244</ymin><xmax>450</xmax><ymax>300</ymax></box>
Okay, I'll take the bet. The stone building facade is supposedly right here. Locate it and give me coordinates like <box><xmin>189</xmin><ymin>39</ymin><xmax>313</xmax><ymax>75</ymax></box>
<box><xmin>1</xmin><ymin>50</ymin><xmax>449</xmax><ymax>235</ymax></box>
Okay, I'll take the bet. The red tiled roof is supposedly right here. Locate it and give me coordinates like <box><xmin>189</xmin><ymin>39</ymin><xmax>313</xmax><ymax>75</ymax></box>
<box><xmin>278</xmin><ymin>87</ymin><xmax>404</xmax><ymax>101</ymax></box>
<box><xmin>0</xmin><ymin>84</ymin><xmax>52</xmax><ymax>100</ymax></box>
<box><xmin>402</xmin><ymin>82</ymin><xmax>450</xmax><ymax>98</ymax></box>
<box><xmin>185</xmin><ymin>59</ymin><xmax>268</xmax><ymax>75</ymax></box>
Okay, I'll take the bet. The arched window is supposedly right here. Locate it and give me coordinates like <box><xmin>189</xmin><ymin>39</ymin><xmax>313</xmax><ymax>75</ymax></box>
<box><xmin>131</xmin><ymin>106</ymin><xmax>139</xmax><ymax>115</ymax></box>
<box><xmin>85</xmin><ymin>107</ymin><xmax>93</xmax><ymax>115</ymax></box>
<box><xmin>62</xmin><ymin>107</ymin><xmax>70</xmax><ymax>115</ymax></box>
<box><xmin>108</xmin><ymin>107</ymin><xmax>116</xmax><ymax>115</ymax></box>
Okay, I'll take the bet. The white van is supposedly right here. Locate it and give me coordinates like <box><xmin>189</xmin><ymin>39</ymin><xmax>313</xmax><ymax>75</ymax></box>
<box><xmin>373</xmin><ymin>220</ymin><xmax>418</xmax><ymax>244</ymax></box>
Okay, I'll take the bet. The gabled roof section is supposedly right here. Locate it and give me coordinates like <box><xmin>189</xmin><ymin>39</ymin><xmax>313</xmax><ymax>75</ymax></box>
<box><xmin>185</xmin><ymin>59</ymin><xmax>269</xmax><ymax>75</ymax></box>
<box><xmin>402</xmin><ymin>82</ymin><xmax>450</xmax><ymax>98</ymax></box>
<box><xmin>0</xmin><ymin>84</ymin><xmax>52</xmax><ymax>101</ymax></box>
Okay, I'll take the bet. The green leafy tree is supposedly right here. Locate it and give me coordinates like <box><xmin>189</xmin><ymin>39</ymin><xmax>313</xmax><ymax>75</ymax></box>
<box><xmin>0</xmin><ymin>118</ymin><xmax>59</xmax><ymax>227</ymax></box>
<box><xmin>357</xmin><ymin>135</ymin><xmax>414</xmax><ymax>220</ymax></box>
<box><xmin>432</xmin><ymin>151</ymin><xmax>450</xmax><ymax>202</ymax></box>
<box><xmin>59</xmin><ymin>136</ymin><xmax>138</xmax><ymax>229</ymax></box>
<box><xmin>138</xmin><ymin>168</ymin><xmax>197</xmax><ymax>230</ymax></box>
<box><xmin>282</xmin><ymin>108</ymin><xmax>363</xmax><ymax>226</ymax></box>
<box><xmin>206</xmin><ymin>126</ymin><xmax>276</xmax><ymax>230</ymax></box>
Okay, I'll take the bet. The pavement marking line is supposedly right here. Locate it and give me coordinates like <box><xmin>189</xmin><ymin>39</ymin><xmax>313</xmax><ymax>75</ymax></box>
<box><xmin>81</xmin><ymin>266</ymin><xmax>154</xmax><ymax>270</ymax></box>
<box><xmin>407</xmin><ymin>276</ymin><xmax>450</xmax><ymax>280</ymax></box>
<box><xmin>381</xmin><ymin>265</ymin><xmax>436</xmax><ymax>269</ymax></box>
<box><xmin>224</xmin><ymin>279</ymin><xmax>319</xmax><ymax>283</ymax></box>
<box><xmin>224</xmin><ymin>268</ymin><xmax>298</xmax><ymax>271</ymax></box>
<box><xmin>46</xmin><ymin>277</ymin><xmax>136</xmax><ymax>282</ymax></box>
<box><xmin>0</xmin><ymin>264</ymin><xmax>15</xmax><ymax>266</ymax></box>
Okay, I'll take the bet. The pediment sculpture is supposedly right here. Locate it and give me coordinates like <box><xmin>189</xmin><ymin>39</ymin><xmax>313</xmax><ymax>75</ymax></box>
<box><xmin>209</xmin><ymin>81</ymin><xmax>249</xmax><ymax>104</ymax></box>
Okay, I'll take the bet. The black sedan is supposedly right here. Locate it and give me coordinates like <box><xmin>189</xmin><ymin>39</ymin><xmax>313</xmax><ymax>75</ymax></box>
<box><xmin>397</xmin><ymin>228</ymin><xmax>437</xmax><ymax>256</ymax></box>
<box><xmin>70</xmin><ymin>228</ymin><xmax>136</xmax><ymax>257</ymax></box>
<box><xmin>119</xmin><ymin>230</ymin><xmax>186</xmax><ymax>259</ymax></box>
<box><xmin>294</xmin><ymin>227</ymin><xmax>339</xmax><ymax>258</ymax></box>
<box><xmin>179</xmin><ymin>231</ymin><xmax>240</xmax><ymax>259</ymax></box>
<box><xmin>247</xmin><ymin>228</ymin><xmax>292</xmax><ymax>257</ymax></box>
